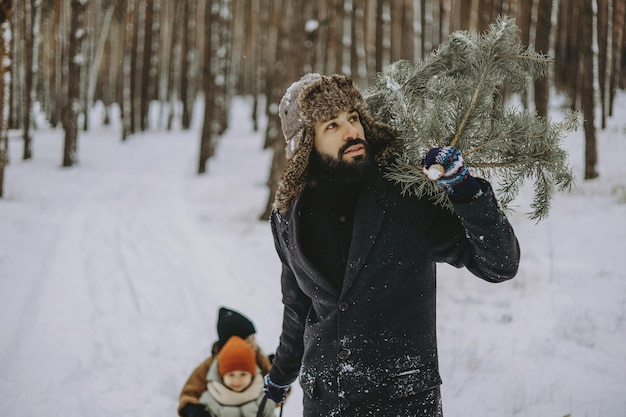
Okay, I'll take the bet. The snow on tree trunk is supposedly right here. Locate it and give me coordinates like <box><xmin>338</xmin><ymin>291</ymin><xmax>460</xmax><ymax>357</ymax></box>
<box><xmin>198</xmin><ymin>0</ymin><xmax>219</xmax><ymax>174</ymax></box>
<box><xmin>22</xmin><ymin>0</ymin><xmax>40</xmax><ymax>160</ymax></box>
<box><xmin>121</xmin><ymin>0</ymin><xmax>136</xmax><ymax>140</ymax></box>
<box><xmin>62</xmin><ymin>0</ymin><xmax>86</xmax><ymax>167</ymax></box>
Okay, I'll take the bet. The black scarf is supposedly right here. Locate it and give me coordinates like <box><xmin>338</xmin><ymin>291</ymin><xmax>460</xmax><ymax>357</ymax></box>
<box><xmin>300</xmin><ymin>151</ymin><xmax>372</xmax><ymax>291</ymax></box>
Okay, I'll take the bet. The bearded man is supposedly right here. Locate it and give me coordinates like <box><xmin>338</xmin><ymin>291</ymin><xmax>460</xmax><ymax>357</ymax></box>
<box><xmin>263</xmin><ymin>73</ymin><xmax>520</xmax><ymax>417</ymax></box>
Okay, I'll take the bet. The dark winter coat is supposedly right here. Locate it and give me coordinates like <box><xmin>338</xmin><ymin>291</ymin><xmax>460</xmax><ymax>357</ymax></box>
<box><xmin>268</xmin><ymin>168</ymin><xmax>520</xmax><ymax>417</ymax></box>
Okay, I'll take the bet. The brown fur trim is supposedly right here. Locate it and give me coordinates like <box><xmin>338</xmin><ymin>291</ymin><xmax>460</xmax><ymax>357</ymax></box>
<box><xmin>273</xmin><ymin>74</ymin><xmax>403</xmax><ymax>214</ymax></box>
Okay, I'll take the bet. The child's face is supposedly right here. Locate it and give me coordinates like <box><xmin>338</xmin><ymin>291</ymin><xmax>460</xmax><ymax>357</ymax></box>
<box><xmin>223</xmin><ymin>370</ymin><xmax>253</xmax><ymax>392</ymax></box>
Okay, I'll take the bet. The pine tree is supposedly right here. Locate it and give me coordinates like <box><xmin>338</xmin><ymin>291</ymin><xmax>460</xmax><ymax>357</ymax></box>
<box><xmin>365</xmin><ymin>16</ymin><xmax>580</xmax><ymax>221</ymax></box>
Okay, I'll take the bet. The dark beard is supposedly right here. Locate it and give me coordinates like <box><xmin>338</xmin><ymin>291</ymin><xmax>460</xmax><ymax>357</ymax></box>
<box><xmin>308</xmin><ymin>139</ymin><xmax>373</xmax><ymax>184</ymax></box>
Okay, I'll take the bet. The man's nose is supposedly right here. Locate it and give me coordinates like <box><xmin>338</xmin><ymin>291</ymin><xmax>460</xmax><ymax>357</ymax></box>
<box><xmin>343</xmin><ymin>123</ymin><xmax>359</xmax><ymax>140</ymax></box>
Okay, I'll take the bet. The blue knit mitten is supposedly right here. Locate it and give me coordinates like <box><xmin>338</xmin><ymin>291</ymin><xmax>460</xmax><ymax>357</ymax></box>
<box><xmin>263</xmin><ymin>374</ymin><xmax>289</xmax><ymax>403</ymax></box>
<box><xmin>423</xmin><ymin>146</ymin><xmax>482</xmax><ymax>202</ymax></box>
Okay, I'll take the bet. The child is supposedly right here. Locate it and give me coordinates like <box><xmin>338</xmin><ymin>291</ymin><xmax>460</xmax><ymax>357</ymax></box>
<box><xmin>178</xmin><ymin>307</ymin><xmax>273</xmax><ymax>417</ymax></box>
<box><xmin>198</xmin><ymin>335</ymin><xmax>276</xmax><ymax>417</ymax></box>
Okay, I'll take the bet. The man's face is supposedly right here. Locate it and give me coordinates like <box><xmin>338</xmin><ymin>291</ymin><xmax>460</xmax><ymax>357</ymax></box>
<box><xmin>313</xmin><ymin>109</ymin><xmax>367</xmax><ymax>162</ymax></box>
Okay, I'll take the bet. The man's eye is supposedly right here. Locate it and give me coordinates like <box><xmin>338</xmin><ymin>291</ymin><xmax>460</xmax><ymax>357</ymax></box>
<box><xmin>327</xmin><ymin>123</ymin><xmax>336</xmax><ymax>130</ymax></box>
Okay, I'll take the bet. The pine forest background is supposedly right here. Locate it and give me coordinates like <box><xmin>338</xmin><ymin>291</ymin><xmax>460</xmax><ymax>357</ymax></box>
<box><xmin>0</xmin><ymin>0</ymin><xmax>624</xmax><ymax>219</ymax></box>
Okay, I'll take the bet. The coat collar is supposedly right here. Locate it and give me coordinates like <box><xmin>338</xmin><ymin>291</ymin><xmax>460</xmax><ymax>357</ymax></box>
<box><xmin>340</xmin><ymin>167</ymin><xmax>389</xmax><ymax>297</ymax></box>
<box><xmin>276</xmin><ymin>167</ymin><xmax>392</xmax><ymax>298</ymax></box>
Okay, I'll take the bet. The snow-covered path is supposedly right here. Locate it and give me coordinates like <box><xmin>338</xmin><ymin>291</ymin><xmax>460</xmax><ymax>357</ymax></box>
<box><xmin>0</xmin><ymin>102</ymin><xmax>286</xmax><ymax>417</ymax></box>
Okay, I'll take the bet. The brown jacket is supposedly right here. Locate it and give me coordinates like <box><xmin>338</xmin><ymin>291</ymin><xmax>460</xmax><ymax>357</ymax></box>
<box><xmin>178</xmin><ymin>349</ymin><xmax>272</xmax><ymax>416</ymax></box>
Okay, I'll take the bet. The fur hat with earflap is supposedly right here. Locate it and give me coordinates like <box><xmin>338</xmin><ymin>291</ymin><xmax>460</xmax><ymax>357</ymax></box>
<box><xmin>273</xmin><ymin>73</ymin><xmax>402</xmax><ymax>215</ymax></box>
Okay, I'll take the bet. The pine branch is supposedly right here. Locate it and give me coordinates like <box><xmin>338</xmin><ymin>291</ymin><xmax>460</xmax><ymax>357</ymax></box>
<box><xmin>365</xmin><ymin>16</ymin><xmax>580</xmax><ymax>221</ymax></box>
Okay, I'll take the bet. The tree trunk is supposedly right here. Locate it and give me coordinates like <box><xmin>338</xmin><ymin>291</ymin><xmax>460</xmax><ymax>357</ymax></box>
<box><xmin>597</xmin><ymin>0</ymin><xmax>609</xmax><ymax>128</ymax></box>
<box><xmin>9</xmin><ymin>0</ymin><xmax>21</xmax><ymax>130</ymax></box>
<box><xmin>459</xmin><ymin>0</ymin><xmax>471</xmax><ymax>30</ymax></box>
<box><xmin>22</xmin><ymin>0</ymin><xmax>40</xmax><ymax>160</ymax></box>
<box><xmin>260</xmin><ymin>0</ymin><xmax>308</xmax><ymax>220</ymax></box>
<box><xmin>198</xmin><ymin>0</ymin><xmax>219</xmax><ymax>174</ymax></box>
<box><xmin>132</xmin><ymin>0</ymin><xmax>145</xmax><ymax>132</ymax></box>
<box><xmin>49</xmin><ymin>0</ymin><xmax>68</xmax><ymax>129</ymax></box>
<box><xmin>216</xmin><ymin>0</ymin><xmax>233</xmax><ymax>135</ymax></box>
<box><xmin>140</xmin><ymin>0</ymin><xmax>156</xmax><ymax>131</ymax></box>
<box><xmin>262</xmin><ymin>0</ymin><xmax>281</xmax><ymax>149</ymax></box>
<box><xmin>80</xmin><ymin>0</ymin><xmax>94</xmax><ymax>131</ymax></box>
<box><xmin>121</xmin><ymin>0</ymin><xmax>136</xmax><ymax>140</ymax></box>
<box><xmin>180</xmin><ymin>0</ymin><xmax>197</xmax><ymax>130</ymax></box>
<box><xmin>375</xmin><ymin>0</ymin><xmax>385</xmax><ymax>70</ymax></box>
<box><xmin>325</xmin><ymin>0</ymin><xmax>342</xmax><ymax>73</ymax></box>
<box><xmin>166</xmin><ymin>0</ymin><xmax>185</xmax><ymax>131</ymax></box>
<box><xmin>534</xmin><ymin>0</ymin><xmax>553</xmax><ymax>117</ymax></box>
<box><xmin>609</xmin><ymin>0</ymin><xmax>625</xmax><ymax>116</ymax></box>
<box><xmin>580</xmin><ymin>0</ymin><xmax>598</xmax><ymax>180</ymax></box>
<box><xmin>364</xmin><ymin>0</ymin><xmax>378</xmax><ymax>75</ymax></box>
<box><xmin>63</xmin><ymin>0</ymin><xmax>87</xmax><ymax>167</ymax></box>
<box><xmin>156</xmin><ymin>0</ymin><xmax>173</xmax><ymax>129</ymax></box>
<box><xmin>351</xmin><ymin>0</ymin><xmax>366</xmax><ymax>85</ymax></box>
<box><xmin>0</xmin><ymin>0</ymin><xmax>12</xmax><ymax>197</ymax></box>
<box><xmin>88</xmin><ymin>0</ymin><xmax>115</xmax><ymax>126</ymax></box>
<box><xmin>390</xmin><ymin>0</ymin><xmax>403</xmax><ymax>63</ymax></box>
<box><xmin>569</xmin><ymin>0</ymin><xmax>581</xmax><ymax>108</ymax></box>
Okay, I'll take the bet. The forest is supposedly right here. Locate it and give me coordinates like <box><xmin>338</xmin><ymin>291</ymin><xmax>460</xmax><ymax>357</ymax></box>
<box><xmin>0</xmin><ymin>0</ymin><xmax>624</xmax><ymax>218</ymax></box>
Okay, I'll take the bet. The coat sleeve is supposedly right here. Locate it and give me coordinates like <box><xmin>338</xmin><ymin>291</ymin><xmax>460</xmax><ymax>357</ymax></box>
<box><xmin>430</xmin><ymin>179</ymin><xmax>520</xmax><ymax>283</ymax></box>
<box><xmin>267</xmin><ymin>213</ymin><xmax>312</xmax><ymax>387</ymax></box>
<box><xmin>177</xmin><ymin>356</ymin><xmax>213</xmax><ymax>416</ymax></box>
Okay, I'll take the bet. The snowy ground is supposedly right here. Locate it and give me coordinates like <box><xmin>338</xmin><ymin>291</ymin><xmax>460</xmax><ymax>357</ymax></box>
<box><xmin>0</xmin><ymin>95</ymin><xmax>625</xmax><ymax>417</ymax></box>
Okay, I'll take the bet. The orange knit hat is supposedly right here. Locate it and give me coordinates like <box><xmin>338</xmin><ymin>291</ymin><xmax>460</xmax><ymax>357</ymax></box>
<box><xmin>217</xmin><ymin>336</ymin><xmax>256</xmax><ymax>377</ymax></box>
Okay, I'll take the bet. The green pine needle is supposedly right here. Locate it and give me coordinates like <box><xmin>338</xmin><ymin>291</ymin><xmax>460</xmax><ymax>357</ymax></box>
<box><xmin>365</xmin><ymin>16</ymin><xmax>580</xmax><ymax>221</ymax></box>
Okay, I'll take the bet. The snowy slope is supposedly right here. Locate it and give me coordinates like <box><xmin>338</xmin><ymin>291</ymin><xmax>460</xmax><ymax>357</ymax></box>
<box><xmin>0</xmin><ymin>96</ymin><xmax>624</xmax><ymax>417</ymax></box>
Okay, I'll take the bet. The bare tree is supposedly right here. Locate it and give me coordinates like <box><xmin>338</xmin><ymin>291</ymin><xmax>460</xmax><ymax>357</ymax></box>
<box><xmin>260</xmin><ymin>0</ymin><xmax>309</xmax><ymax>220</ymax></box>
<box><xmin>132</xmin><ymin>0</ymin><xmax>145</xmax><ymax>132</ymax></box>
<box><xmin>597</xmin><ymin>0</ymin><xmax>609</xmax><ymax>128</ymax></box>
<box><xmin>198</xmin><ymin>0</ymin><xmax>219</xmax><ymax>174</ymax></box>
<box><xmin>534</xmin><ymin>0</ymin><xmax>553</xmax><ymax>117</ymax></box>
<box><xmin>0</xmin><ymin>0</ymin><xmax>12</xmax><ymax>197</ymax></box>
<box><xmin>351</xmin><ymin>0</ymin><xmax>367</xmax><ymax>85</ymax></box>
<box><xmin>180</xmin><ymin>0</ymin><xmax>197</xmax><ymax>130</ymax></box>
<box><xmin>21</xmin><ymin>0</ymin><xmax>40</xmax><ymax>159</ymax></box>
<box><xmin>62</xmin><ymin>0</ymin><xmax>87</xmax><ymax>167</ymax></box>
<box><xmin>580</xmin><ymin>0</ymin><xmax>597</xmax><ymax>179</ymax></box>
<box><xmin>87</xmin><ymin>0</ymin><xmax>116</xmax><ymax>127</ymax></box>
<box><xmin>166</xmin><ymin>0</ymin><xmax>184</xmax><ymax>131</ymax></box>
<box><xmin>608</xmin><ymin>0</ymin><xmax>625</xmax><ymax>117</ymax></box>
<box><xmin>121</xmin><ymin>0</ymin><xmax>136</xmax><ymax>140</ymax></box>
<box><xmin>156</xmin><ymin>0</ymin><xmax>174</xmax><ymax>128</ymax></box>
<box><xmin>140</xmin><ymin>0</ymin><xmax>155</xmax><ymax>131</ymax></box>
<box><xmin>49</xmin><ymin>0</ymin><xmax>68</xmax><ymax>129</ymax></box>
<box><xmin>261</xmin><ymin>0</ymin><xmax>281</xmax><ymax>149</ymax></box>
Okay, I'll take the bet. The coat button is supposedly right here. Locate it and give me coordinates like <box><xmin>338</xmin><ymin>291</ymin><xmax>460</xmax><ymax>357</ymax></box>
<box><xmin>340</xmin><ymin>398</ymin><xmax>350</xmax><ymax>409</ymax></box>
<box><xmin>338</xmin><ymin>301</ymin><xmax>349</xmax><ymax>311</ymax></box>
<box><xmin>338</xmin><ymin>350</ymin><xmax>350</xmax><ymax>360</ymax></box>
